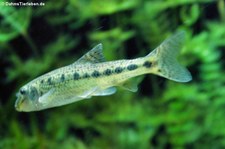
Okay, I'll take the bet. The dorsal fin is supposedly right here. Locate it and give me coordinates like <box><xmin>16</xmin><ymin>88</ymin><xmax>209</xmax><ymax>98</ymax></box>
<box><xmin>75</xmin><ymin>43</ymin><xmax>106</xmax><ymax>64</ymax></box>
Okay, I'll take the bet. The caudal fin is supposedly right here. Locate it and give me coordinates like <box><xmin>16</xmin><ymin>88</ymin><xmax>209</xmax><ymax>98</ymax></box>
<box><xmin>147</xmin><ymin>31</ymin><xmax>192</xmax><ymax>82</ymax></box>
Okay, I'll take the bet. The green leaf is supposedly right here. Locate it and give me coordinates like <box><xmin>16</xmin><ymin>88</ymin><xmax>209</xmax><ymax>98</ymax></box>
<box><xmin>181</xmin><ymin>4</ymin><xmax>200</xmax><ymax>26</ymax></box>
<box><xmin>0</xmin><ymin>5</ymin><xmax>31</xmax><ymax>42</ymax></box>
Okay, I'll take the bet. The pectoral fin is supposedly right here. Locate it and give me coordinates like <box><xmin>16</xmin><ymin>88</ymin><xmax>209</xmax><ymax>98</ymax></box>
<box><xmin>79</xmin><ymin>87</ymin><xmax>99</xmax><ymax>98</ymax></box>
<box><xmin>38</xmin><ymin>88</ymin><xmax>55</xmax><ymax>104</ymax></box>
<box><xmin>92</xmin><ymin>87</ymin><xmax>117</xmax><ymax>96</ymax></box>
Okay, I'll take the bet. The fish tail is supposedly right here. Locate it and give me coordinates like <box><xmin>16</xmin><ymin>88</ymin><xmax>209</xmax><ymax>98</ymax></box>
<box><xmin>145</xmin><ymin>31</ymin><xmax>192</xmax><ymax>82</ymax></box>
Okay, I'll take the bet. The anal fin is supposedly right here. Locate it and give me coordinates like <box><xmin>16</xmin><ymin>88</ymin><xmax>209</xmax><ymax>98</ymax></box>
<box><xmin>119</xmin><ymin>76</ymin><xmax>144</xmax><ymax>92</ymax></box>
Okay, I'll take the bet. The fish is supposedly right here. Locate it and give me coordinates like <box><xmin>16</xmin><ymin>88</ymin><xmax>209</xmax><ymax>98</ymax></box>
<box><xmin>15</xmin><ymin>31</ymin><xmax>192</xmax><ymax>112</ymax></box>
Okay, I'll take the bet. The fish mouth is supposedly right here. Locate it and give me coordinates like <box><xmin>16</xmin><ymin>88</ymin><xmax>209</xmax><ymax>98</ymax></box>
<box><xmin>15</xmin><ymin>95</ymin><xmax>24</xmax><ymax>111</ymax></box>
<box><xmin>15</xmin><ymin>94</ymin><xmax>41</xmax><ymax>112</ymax></box>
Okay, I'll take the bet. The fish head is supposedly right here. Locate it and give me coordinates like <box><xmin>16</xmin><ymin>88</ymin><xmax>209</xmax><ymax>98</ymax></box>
<box><xmin>15</xmin><ymin>85</ymin><xmax>40</xmax><ymax>112</ymax></box>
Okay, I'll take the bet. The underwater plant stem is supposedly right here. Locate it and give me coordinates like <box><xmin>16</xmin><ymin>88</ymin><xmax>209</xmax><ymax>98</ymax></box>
<box><xmin>22</xmin><ymin>33</ymin><xmax>39</xmax><ymax>57</ymax></box>
<box><xmin>218</xmin><ymin>0</ymin><xmax>225</xmax><ymax>22</ymax></box>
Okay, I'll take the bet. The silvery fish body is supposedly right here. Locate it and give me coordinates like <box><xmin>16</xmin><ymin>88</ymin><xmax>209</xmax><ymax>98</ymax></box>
<box><xmin>15</xmin><ymin>32</ymin><xmax>192</xmax><ymax>112</ymax></box>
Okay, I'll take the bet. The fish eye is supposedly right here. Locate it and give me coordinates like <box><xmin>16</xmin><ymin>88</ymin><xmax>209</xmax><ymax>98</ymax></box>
<box><xmin>20</xmin><ymin>89</ymin><xmax>26</xmax><ymax>95</ymax></box>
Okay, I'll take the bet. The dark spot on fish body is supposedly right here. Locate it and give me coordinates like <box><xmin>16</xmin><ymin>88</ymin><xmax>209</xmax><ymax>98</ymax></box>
<box><xmin>143</xmin><ymin>61</ymin><xmax>152</xmax><ymax>68</ymax></box>
<box><xmin>115</xmin><ymin>67</ymin><xmax>123</xmax><ymax>74</ymax></box>
<box><xmin>92</xmin><ymin>70</ymin><xmax>101</xmax><ymax>78</ymax></box>
<box><xmin>127</xmin><ymin>64</ymin><xmax>138</xmax><ymax>71</ymax></box>
<box><xmin>29</xmin><ymin>86</ymin><xmax>39</xmax><ymax>101</ymax></box>
<box><xmin>103</xmin><ymin>69</ymin><xmax>112</xmax><ymax>76</ymax></box>
<box><xmin>41</xmin><ymin>80</ymin><xmax>44</xmax><ymax>84</ymax></box>
<box><xmin>40</xmin><ymin>91</ymin><xmax>44</xmax><ymax>96</ymax></box>
<box><xmin>61</xmin><ymin>74</ymin><xmax>65</xmax><ymax>82</ymax></box>
<box><xmin>83</xmin><ymin>73</ymin><xmax>90</xmax><ymax>79</ymax></box>
<box><xmin>73</xmin><ymin>72</ymin><xmax>80</xmax><ymax>80</ymax></box>
<box><xmin>48</xmin><ymin>78</ymin><xmax>52</xmax><ymax>85</ymax></box>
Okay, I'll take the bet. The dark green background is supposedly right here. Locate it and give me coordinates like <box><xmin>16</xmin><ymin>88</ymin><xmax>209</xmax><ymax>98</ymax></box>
<box><xmin>0</xmin><ymin>0</ymin><xmax>225</xmax><ymax>148</ymax></box>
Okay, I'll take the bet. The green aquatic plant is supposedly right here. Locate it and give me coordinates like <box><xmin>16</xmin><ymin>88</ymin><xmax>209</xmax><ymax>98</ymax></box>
<box><xmin>0</xmin><ymin>3</ymin><xmax>31</xmax><ymax>42</ymax></box>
